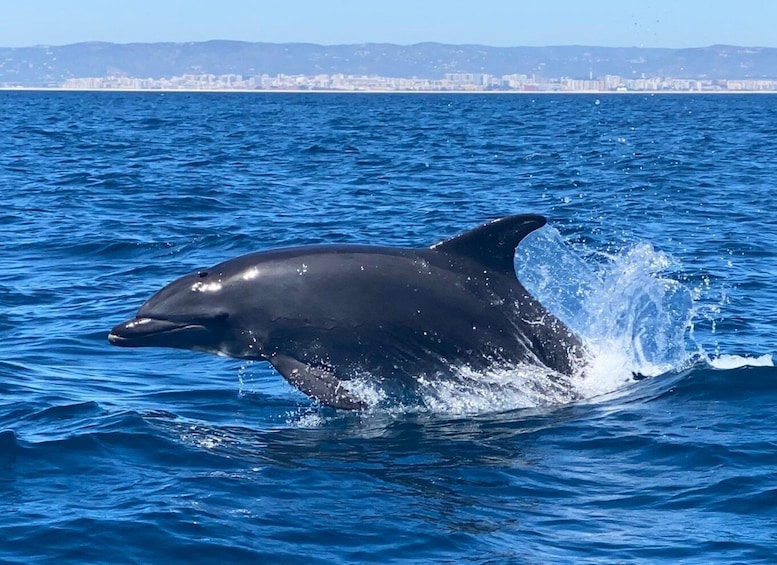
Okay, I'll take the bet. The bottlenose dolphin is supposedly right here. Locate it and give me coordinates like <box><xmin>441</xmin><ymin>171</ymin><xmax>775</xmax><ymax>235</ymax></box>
<box><xmin>108</xmin><ymin>214</ymin><xmax>584</xmax><ymax>409</ymax></box>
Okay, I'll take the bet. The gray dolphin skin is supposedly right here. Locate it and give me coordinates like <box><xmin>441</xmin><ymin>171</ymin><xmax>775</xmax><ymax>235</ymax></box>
<box><xmin>108</xmin><ymin>214</ymin><xmax>584</xmax><ymax>409</ymax></box>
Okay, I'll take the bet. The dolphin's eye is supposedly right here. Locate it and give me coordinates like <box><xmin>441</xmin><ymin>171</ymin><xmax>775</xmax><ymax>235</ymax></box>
<box><xmin>197</xmin><ymin>271</ymin><xmax>209</xmax><ymax>278</ymax></box>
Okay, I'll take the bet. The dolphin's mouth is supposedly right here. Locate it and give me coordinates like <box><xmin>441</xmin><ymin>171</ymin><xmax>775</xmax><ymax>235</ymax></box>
<box><xmin>108</xmin><ymin>317</ymin><xmax>211</xmax><ymax>348</ymax></box>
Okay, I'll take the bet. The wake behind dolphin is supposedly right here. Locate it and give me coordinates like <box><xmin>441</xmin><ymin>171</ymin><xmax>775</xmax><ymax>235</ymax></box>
<box><xmin>108</xmin><ymin>214</ymin><xmax>585</xmax><ymax>409</ymax></box>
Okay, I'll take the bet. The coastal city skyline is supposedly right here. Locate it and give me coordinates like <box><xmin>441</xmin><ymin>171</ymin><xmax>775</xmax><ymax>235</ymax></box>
<box><xmin>5</xmin><ymin>41</ymin><xmax>777</xmax><ymax>92</ymax></box>
<box><xmin>60</xmin><ymin>72</ymin><xmax>777</xmax><ymax>93</ymax></box>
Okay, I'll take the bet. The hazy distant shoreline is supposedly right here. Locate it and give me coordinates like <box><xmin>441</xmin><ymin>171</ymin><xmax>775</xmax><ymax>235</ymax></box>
<box><xmin>4</xmin><ymin>41</ymin><xmax>777</xmax><ymax>90</ymax></box>
<box><xmin>3</xmin><ymin>87</ymin><xmax>776</xmax><ymax>95</ymax></box>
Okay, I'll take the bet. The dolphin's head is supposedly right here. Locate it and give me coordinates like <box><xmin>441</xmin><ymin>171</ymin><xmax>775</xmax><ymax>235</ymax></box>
<box><xmin>108</xmin><ymin>265</ymin><xmax>266</xmax><ymax>359</ymax></box>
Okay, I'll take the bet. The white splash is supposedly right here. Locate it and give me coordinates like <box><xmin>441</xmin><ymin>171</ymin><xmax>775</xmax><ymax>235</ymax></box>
<box><xmin>415</xmin><ymin>364</ymin><xmax>577</xmax><ymax>415</ymax></box>
<box><xmin>708</xmin><ymin>353</ymin><xmax>773</xmax><ymax>369</ymax></box>
<box><xmin>516</xmin><ymin>226</ymin><xmax>696</xmax><ymax>401</ymax></box>
<box><xmin>291</xmin><ymin>411</ymin><xmax>328</xmax><ymax>428</ymax></box>
<box><xmin>340</xmin><ymin>376</ymin><xmax>388</xmax><ymax>406</ymax></box>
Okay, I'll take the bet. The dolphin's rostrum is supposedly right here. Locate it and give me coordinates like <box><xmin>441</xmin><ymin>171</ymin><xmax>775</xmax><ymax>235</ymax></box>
<box><xmin>109</xmin><ymin>214</ymin><xmax>584</xmax><ymax>409</ymax></box>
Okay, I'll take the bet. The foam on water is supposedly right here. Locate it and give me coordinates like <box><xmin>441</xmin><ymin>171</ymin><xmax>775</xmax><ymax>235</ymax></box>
<box><xmin>708</xmin><ymin>353</ymin><xmax>774</xmax><ymax>369</ymax></box>
<box><xmin>414</xmin><ymin>364</ymin><xmax>576</xmax><ymax>414</ymax></box>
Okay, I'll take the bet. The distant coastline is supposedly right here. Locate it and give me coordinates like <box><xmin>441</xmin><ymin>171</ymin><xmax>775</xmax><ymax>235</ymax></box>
<box><xmin>3</xmin><ymin>41</ymin><xmax>777</xmax><ymax>90</ymax></box>
<box><xmin>4</xmin><ymin>87</ymin><xmax>777</xmax><ymax>95</ymax></box>
<box><xmin>0</xmin><ymin>86</ymin><xmax>777</xmax><ymax>96</ymax></box>
<box><xmin>55</xmin><ymin>71</ymin><xmax>777</xmax><ymax>93</ymax></box>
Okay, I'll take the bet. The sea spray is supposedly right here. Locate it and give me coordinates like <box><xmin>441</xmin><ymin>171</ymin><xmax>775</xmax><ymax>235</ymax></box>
<box><xmin>516</xmin><ymin>226</ymin><xmax>696</xmax><ymax>398</ymax></box>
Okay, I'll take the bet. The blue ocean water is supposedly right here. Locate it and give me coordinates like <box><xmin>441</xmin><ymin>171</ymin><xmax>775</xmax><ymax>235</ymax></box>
<box><xmin>1</xmin><ymin>90</ymin><xmax>776</xmax><ymax>563</ymax></box>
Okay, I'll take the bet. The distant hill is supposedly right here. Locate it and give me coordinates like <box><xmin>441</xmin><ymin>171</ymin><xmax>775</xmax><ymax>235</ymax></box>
<box><xmin>1</xmin><ymin>41</ymin><xmax>777</xmax><ymax>87</ymax></box>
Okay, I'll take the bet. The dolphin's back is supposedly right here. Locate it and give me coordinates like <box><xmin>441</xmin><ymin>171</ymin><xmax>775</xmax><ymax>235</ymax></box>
<box><xmin>236</xmin><ymin>215</ymin><xmax>581</xmax><ymax>381</ymax></box>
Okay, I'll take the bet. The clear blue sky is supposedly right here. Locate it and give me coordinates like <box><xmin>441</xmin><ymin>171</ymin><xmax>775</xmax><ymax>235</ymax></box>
<box><xmin>2</xmin><ymin>0</ymin><xmax>776</xmax><ymax>48</ymax></box>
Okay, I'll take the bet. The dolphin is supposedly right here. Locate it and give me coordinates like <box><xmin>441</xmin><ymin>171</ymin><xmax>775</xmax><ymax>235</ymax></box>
<box><xmin>108</xmin><ymin>214</ymin><xmax>584</xmax><ymax>409</ymax></box>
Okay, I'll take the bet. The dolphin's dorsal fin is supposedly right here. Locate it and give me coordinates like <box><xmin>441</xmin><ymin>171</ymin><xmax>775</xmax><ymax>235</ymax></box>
<box><xmin>430</xmin><ymin>214</ymin><xmax>547</xmax><ymax>273</ymax></box>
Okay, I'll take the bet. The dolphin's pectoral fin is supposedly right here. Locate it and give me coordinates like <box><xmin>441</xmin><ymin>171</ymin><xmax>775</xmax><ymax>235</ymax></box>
<box><xmin>269</xmin><ymin>354</ymin><xmax>367</xmax><ymax>410</ymax></box>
